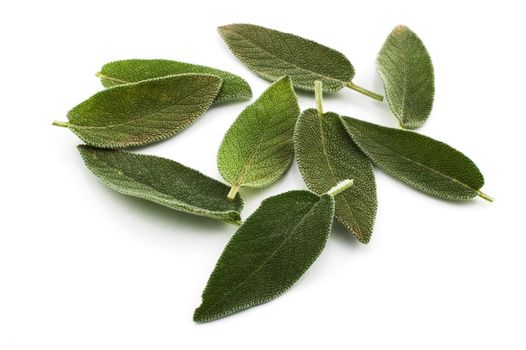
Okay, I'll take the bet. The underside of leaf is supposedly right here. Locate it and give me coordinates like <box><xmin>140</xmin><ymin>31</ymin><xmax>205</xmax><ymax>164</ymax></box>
<box><xmin>78</xmin><ymin>146</ymin><xmax>243</xmax><ymax>224</ymax></box>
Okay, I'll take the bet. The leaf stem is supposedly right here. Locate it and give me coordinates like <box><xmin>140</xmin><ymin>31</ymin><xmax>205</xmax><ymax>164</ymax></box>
<box><xmin>52</xmin><ymin>120</ymin><xmax>69</xmax><ymax>128</ymax></box>
<box><xmin>477</xmin><ymin>190</ymin><xmax>494</xmax><ymax>203</ymax></box>
<box><xmin>345</xmin><ymin>81</ymin><xmax>384</xmax><ymax>101</ymax></box>
<box><xmin>314</xmin><ymin>80</ymin><xmax>323</xmax><ymax>118</ymax></box>
<box><xmin>327</xmin><ymin>179</ymin><xmax>354</xmax><ymax>197</ymax></box>
<box><xmin>227</xmin><ymin>183</ymin><xmax>240</xmax><ymax>200</ymax></box>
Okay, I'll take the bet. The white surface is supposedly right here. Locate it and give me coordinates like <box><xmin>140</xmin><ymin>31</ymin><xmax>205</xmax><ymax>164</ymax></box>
<box><xmin>1</xmin><ymin>1</ymin><xmax>524</xmax><ymax>349</ymax></box>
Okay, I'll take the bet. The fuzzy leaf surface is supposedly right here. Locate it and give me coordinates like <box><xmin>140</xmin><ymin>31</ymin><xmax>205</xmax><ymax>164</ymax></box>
<box><xmin>98</xmin><ymin>59</ymin><xmax>252</xmax><ymax>103</ymax></box>
<box><xmin>218</xmin><ymin>23</ymin><xmax>354</xmax><ymax>92</ymax></box>
<box><xmin>65</xmin><ymin>74</ymin><xmax>222</xmax><ymax>149</ymax></box>
<box><xmin>194</xmin><ymin>190</ymin><xmax>335</xmax><ymax>322</ymax></box>
<box><xmin>217</xmin><ymin>76</ymin><xmax>300</xmax><ymax>189</ymax></box>
<box><xmin>340</xmin><ymin>116</ymin><xmax>485</xmax><ymax>200</ymax></box>
<box><xmin>377</xmin><ymin>25</ymin><xmax>434</xmax><ymax>128</ymax></box>
<box><xmin>294</xmin><ymin>109</ymin><xmax>377</xmax><ymax>243</ymax></box>
<box><xmin>78</xmin><ymin>146</ymin><xmax>243</xmax><ymax>224</ymax></box>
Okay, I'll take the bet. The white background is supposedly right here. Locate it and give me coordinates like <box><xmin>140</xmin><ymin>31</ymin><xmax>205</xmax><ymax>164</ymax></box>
<box><xmin>1</xmin><ymin>0</ymin><xmax>525</xmax><ymax>349</ymax></box>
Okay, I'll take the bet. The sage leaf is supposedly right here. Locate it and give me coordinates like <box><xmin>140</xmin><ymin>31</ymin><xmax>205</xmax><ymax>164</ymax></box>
<box><xmin>339</xmin><ymin>116</ymin><xmax>493</xmax><ymax>201</ymax></box>
<box><xmin>97</xmin><ymin>59</ymin><xmax>252</xmax><ymax>103</ymax></box>
<box><xmin>218</xmin><ymin>23</ymin><xmax>383</xmax><ymax>101</ymax></box>
<box><xmin>78</xmin><ymin>145</ymin><xmax>243</xmax><ymax>224</ymax></box>
<box><xmin>295</xmin><ymin>109</ymin><xmax>377</xmax><ymax>243</ymax></box>
<box><xmin>377</xmin><ymin>25</ymin><xmax>434</xmax><ymax>128</ymax></box>
<box><xmin>217</xmin><ymin>76</ymin><xmax>300</xmax><ymax>199</ymax></box>
<box><xmin>53</xmin><ymin>74</ymin><xmax>222</xmax><ymax>149</ymax></box>
<box><xmin>193</xmin><ymin>180</ymin><xmax>353</xmax><ymax>322</ymax></box>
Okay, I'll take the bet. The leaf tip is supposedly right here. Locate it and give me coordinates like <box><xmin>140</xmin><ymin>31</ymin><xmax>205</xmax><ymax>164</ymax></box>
<box><xmin>394</xmin><ymin>24</ymin><xmax>409</xmax><ymax>34</ymax></box>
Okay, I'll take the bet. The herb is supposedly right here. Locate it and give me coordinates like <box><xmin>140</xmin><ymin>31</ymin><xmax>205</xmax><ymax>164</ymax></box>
<box><xmin>50</xmin><ymin>24</ymin><xmax>493</xmax><ymax>324</ymax></box>
<box><xmin>193</xmin><ymin>180</ymin><xmax>353</xmax><ymax>322</ymax></box>
<box><xmin>377</xmin><ymin>25</ymin><xmax>435</xmax><ymax>128</ymax></box>
<box><xmin>218</xmin><ymin>23</ymin><xmax>383</xmax><ymax>101</ymax></box>
<box><xmin>78</xmin><ymin>146</ymin><xmax>243</xmax><ymax>224</ymax></box>
<box><xmin>217</xmin><ymin>76</ymin><xmax>300</xmax><ymax>199</ymax></box>
<box><xmin>53</xmin><ymin>74</ymin><xmax>222</xmax><ymax>149</ymax></box>
<box><xmin>97</xmin><ymin>59</ymin><xmax>252</xmax><ymax>103</ymax></box>
<box><xmin>294</xmin><ymin>82</ymin><xmax>377</xmax><ymax>243</ymax></box>
<box><xmin>339</xmin><ymin>116</ymin><xmax>493</xmax><ymax>201</ymax></box>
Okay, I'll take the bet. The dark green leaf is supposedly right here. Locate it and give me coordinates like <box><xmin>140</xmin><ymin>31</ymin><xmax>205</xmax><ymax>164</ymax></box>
<box><xmin>217</xmin><ymin>76</ymin><xmax>300</xmax><ymax>199</ymax></box>
<box><xmin>218</xmin><ymin>23</ymin><xmax>383</xmax><ymax>100</ymax></box>
<box><xmin>377</xmin><ymin>25</ymin><xmax>434</xmax><ymax>128</ymax></box>
<box><xmin>53</xmin><ymin>74</ymin><xmax>222</xmax><ymax>149</ymax></box>
<box><xmin>194</xmin><ymin>184</ymin><xmax>347</xmax><ymax>322</ymax></box>
<box><xmin>339</xmin><ymin>116</ymin><xmax>491</xmax><ymax>201</ymax></box>
<box><xmin>295</xmin><ymin>109</ymin><xmax>377</xmax><ymax>243</ymax></box>
<box><xmin>78</xmin><ymin>145</ymin><xmax>243</xmax><ymax>224</ymax></box>
<box><xmin>97</xmin><ymin>59</ymin><xmax>252</xmax><ymax>103</ymax></box>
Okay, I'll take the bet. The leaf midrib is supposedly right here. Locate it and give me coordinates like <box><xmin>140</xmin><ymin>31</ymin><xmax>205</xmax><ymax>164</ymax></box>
<box><xmin>98</xmin><ymin>72</ymin><xmax>130</xmax><ymax>85</ymax></box>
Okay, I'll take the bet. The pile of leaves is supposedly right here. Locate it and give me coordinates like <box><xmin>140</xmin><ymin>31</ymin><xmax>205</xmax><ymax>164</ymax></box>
<box><xmin>53</xmin><ymin>24</ymin><xmax>492</xmax><ymax>322</ymax></box>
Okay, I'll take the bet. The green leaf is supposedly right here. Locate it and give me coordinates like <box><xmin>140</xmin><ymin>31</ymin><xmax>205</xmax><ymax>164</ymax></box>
<box><xmin>78</xmin><ymin>145</ymin><xmax>243</xmax><ymax>224</ymax></box>
<box><xmin>339</xmin><ymin>116</ymin><xmax>492</xmax><ymax>201</ymax></box>
<box><xmin>218</xmin><ymin>23</ymin><xmax>383</xmax><ymax>101</ymax></box>
<box><xmin>97</xmin><ymin>59</ymin><xmax>252</xmax><ymax>103</ymax></box>
<box><xmin>376</xmin><ymin>25</ymin><xmax>435</xmax><ymax>128</ymax></box>
<box><xmin>295</xmin><ymin>109</ymin><xmax>377</xmax><ymax>243</ymax></box>
<box><xmin>217</xmin><ymin>76</ymin><xmax>300</xmax><ymax>199</ymax></box>
<box><xmin>53</xmin><ymin>74</ymin><xmax>222</xmax><ymax>149</ymax></box>
<box><xmin>193</xmin><ymin>180</ymin><xmax>353</xmax><ymax>322</ymax></box>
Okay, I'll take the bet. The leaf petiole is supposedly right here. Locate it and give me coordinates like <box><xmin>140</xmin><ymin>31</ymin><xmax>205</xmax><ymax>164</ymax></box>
<box><xmin>227</xmin><ymin>183</ymin><xmax>240</xmax><ymax>200</ymax></box>
<box><xmin>327</xmin><ymin>179</ymin><xmax>354</xmax><ymax>197</ymax></box>
<box><xmin>52</xmin><ymin>120</ymin><xmax>69</xmax><ymax>128</ymax></box>
<box><xmin>477</xmin><ymin>190</ymin><xmax>494</xmax><ymax>203</ymax></box>
<box><xmin>345</xmin><ymin>81</ymin><xmax>384</xmax><ymax>101</ymax></box>
<box><xmin>314</xmin><ymin>80</ymin><xmax>323</xmax><ymax>118</ymax></box>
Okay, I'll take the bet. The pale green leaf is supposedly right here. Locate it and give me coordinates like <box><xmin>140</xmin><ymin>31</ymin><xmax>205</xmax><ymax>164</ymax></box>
<box><xmin>295</xmin><ymin>109</ymin><xmax>377</xmax><ymax>243</ymax></box>
<box><xmin>97</xmin><ymin>59</ymin><xmax>252</xmax><ymax>103</ymax></box>
<box><xmin>339</xmin><ymin>116</ymin><xmax>492</xmax><ymax>201</ymax></box>
<box><xmin>217</xmin><ymin>76</ymin><xmax>300</xmax><ymax>199</ymax></box>
<box><xmin>54</xmin><ymin>74</ymin><xmax>222</xmax><ymax>149</ymax></box>
<box><xmin>377</xmin><ymin>25</ymin><xmax>434</xmax><ymax>128</ymax></box>
<box><xmin>78</xmin><ymin>145</ymin><xmax>243</xmax><ymax>224</ymax></box>
<box><xmin>194</xmin><ymin>189</ymin><xmax>337</xmax><ymax>322</ymax></box>
<box><xmin>218</xmin><ymin>23</ymin><xmax>383</xmax><ymax>100</ymax></box>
